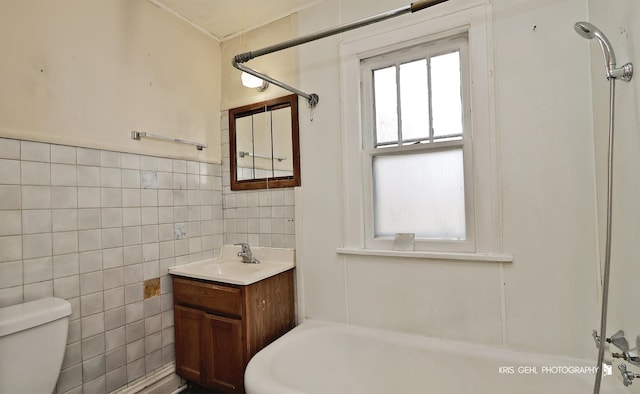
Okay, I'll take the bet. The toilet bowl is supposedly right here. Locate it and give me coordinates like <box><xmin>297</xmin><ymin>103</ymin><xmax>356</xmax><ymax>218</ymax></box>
<box><xmin>0</xmin><ymin>297</ymin><xmax>72</xmax><ymax>394</ymax></box>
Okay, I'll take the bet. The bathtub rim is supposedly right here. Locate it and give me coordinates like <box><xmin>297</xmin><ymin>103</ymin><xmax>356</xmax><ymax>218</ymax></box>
<box><xmin>244</xmin><ymin>319</ymin><xmax>610</xmax><ymax>394</ymax></box>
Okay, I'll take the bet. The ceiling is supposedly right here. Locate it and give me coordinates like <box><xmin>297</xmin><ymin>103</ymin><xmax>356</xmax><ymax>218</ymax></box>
<box><xmin>149</xmin><ymin>0</ymin><xmax>321</xmax><ymax>41</ymax></box>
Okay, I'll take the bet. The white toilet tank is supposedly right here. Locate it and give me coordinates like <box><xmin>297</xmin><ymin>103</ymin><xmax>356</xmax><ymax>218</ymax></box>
<box><xmin>0</xmin><ymin>297</ymin><xmax>72</xmax><ymax>394</ymax></box>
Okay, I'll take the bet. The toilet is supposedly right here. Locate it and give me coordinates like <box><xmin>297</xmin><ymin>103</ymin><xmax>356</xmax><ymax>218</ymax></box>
<box><xmin>0</xmin><ymin>297</ymin><xmax>72</xmax><ymax>394</ymax></box>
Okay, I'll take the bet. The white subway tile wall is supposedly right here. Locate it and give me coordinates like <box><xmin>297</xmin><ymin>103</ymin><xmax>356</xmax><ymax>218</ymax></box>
<box><xmin>0</xmin><ymin>121</ymin><xmax>297</xmax><ymax>392</ymax></box>
<box><xmin>0</xmin><ymin>138</ymin><xmax>226</xmax><ymax>394</ymax></box>
<box><xmin>221</xmin><ymin>111</ymin><xmax>296</xmax><ymax>248</ymax></box>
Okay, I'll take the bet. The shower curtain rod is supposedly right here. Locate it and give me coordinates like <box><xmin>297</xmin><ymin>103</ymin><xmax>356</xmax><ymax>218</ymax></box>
<box><xmin>232</xmin><ymin>0</ymin><xmax>450</xmax><ymax>108</ymax></box>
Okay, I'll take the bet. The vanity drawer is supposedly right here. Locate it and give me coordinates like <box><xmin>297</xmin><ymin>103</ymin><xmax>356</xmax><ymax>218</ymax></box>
<box><xmin>173</xmin><ymin>277</ymin><xmax>243</xmax><ymax>317</ymax></box>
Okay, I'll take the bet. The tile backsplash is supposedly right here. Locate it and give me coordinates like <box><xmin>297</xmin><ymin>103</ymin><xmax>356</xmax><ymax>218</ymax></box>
<box><xmin>0</xmin><ymin>138</ymin><xmax>225</xmax><ymax>393</ymax></box>
<box><xmin>0</xmin><ymin>114</ymin><xmax>298</xmax><ymax>393</ymax></box>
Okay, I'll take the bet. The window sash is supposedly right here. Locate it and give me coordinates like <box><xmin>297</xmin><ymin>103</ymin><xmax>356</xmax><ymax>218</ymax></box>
<box><xmin>361</xmin><ymin>35</ymin><xmax>474</xmax><ymax>252</ymax></box>
<box><xmin>362</xmin><ymin>141</ymin><xmax>475</xmax><ymax>252</ymax></box>
<box><xmin>372</xmin><ymin>145</ymin><xmax>466</xmax><ymax>239</ymax></box>
<box><xmin>372</xmin><ymin>53</ymin><xmax>464</xmax><ymax>148</ymax></box>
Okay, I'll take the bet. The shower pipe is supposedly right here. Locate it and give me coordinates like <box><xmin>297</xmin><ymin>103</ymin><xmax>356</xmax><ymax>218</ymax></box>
<box><xmin>232</xmin><ymin>0</ymin><xmax>450</xmax><ymax>108</ymax></box>
<box><xmin>574</xmin><ymin>22</ymin><xmax>633</xmax><ymax>394</ymax></box>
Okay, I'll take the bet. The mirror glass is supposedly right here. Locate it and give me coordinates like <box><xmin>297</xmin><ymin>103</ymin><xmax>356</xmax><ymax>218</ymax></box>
<box><xmin>229</xmin><ymin>94</ymin><xmax>300</xmax><ymax>190</ymax></box>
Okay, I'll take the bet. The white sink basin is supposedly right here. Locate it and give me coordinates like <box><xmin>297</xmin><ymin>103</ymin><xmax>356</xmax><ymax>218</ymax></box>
<box><xmin>168</xmin><ymin>245</ymin><xmax>295</xmax><ymax>285</ymax></box>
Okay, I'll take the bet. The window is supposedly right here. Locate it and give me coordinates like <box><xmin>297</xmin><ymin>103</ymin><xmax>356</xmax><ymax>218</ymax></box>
<box><xmin>361</xmin><ymin>36</ymin><xmax>474</xmax><ymax>251</ymax></box>
<box><xmin>340</xmin><ymin>1</ymin><xmax>502</xmax><ymax>258</ymax></box>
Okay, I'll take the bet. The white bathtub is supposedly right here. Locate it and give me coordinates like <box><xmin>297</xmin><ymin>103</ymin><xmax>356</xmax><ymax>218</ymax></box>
<box><xmin>245</xmin><ymin>320</ymin><xmax>628</xmax><ymax>394</ymax></box>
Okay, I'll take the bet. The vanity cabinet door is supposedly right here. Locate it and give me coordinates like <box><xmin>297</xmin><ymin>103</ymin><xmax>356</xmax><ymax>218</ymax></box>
<box><xmin>172</xmin><ymin>271</ymin><xmax>294</xmax><ymax>392</ymax></box>
<box><xmin>202</xmin><ymin>314</ymin><xmax>245</xmax><ymax>392</ymax></box>
<box><xmin>174</xmin><ymin>305</ymin><xmax>205</xmax><ymax>383</ymax></box>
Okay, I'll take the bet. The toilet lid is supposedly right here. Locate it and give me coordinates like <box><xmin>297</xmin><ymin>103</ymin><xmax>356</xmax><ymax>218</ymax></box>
<box><xmin>0</xmin><ymin>297</ymin><xmax>71</xmax><ymax>337</ymax></box>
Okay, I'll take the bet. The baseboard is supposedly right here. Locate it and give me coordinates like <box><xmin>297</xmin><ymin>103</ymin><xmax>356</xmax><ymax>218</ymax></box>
<box><xmin>116</xmin><ymin>363</ymin><xmax>186</xmax><ymax>394</ymax></box>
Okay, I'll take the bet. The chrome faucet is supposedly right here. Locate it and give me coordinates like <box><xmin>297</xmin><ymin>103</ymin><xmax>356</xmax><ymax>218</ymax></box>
<box><xmin>608</xmin><ymin>330</ymin><xmax>630</xmax><ymax>353</ymax></box>
<box><xmin>607</xmin><ymin>331</ymin><xmax>640</xmax><ymax>368</ymax></box>
<box><xmin>596</xmin><ymin>329</ymin><xmax>640</xmax><ymax>368</ymax></box>
<box><xmin>235</xmin><ymin>243</ymin><xmax>260</xmax><ymax>264</ymax></box>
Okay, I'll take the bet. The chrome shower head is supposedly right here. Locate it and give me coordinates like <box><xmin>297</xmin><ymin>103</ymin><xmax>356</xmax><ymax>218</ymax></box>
<box><xmin>574</xmin><ymin>21</ymin><xmax>596</xmax><ymax>40</ymax></box>
<box><xmin>574</xmin><ymin>21</ymin><xmax>617</xmax><ymax>70</ymax></box>
<box><xmin>574</xmin><ymin>22</ymin><xmax>632</xmax><ymax>81</ymax></box>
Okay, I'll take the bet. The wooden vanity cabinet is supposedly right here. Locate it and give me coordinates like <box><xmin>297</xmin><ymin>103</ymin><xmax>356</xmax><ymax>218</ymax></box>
<box><xmin>172</xmin><ymin>269</ymin><xmax>295</xmax><ymax>393</ymax></box>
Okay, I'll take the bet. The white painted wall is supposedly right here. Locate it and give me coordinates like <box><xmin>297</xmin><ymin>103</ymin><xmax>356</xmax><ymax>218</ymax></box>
<box><xmin>295</xmin><ymin>0</ymin><xmax>602</xmax><ymax>360</ymax></box>
<box><xmin>0</xmin><ymin>3</ymin><xmax>222</xmax><ymax>390</ymax></box>
<box><xmin>0</xmin><ymin>0</ymin><xmax>221</xmax><ymax>163</ymax></box>
<box><xmin>495</xmin><ymin>0</ymin><xmax>599</xmax><ymax>358</ymax></box>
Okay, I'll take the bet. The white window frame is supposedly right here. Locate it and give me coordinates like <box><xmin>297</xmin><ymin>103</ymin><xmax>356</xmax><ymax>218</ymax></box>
<box><xmin>339</xmin><ymin>1</ymin><xmax>504</xmax><ymax>259</ymax></box>
<box><xmin>361</xmin><ymin>36</ymin><xmax>474</xmax><ymax>252</ymax></box>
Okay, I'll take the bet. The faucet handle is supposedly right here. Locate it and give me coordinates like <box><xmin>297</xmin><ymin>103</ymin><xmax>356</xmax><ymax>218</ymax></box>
<box><xmin>234</xmin><ymin>242</ymin><xmax>250</xmax><ymax>252</ymax></box>
<box><xmin>619</xmin><ymin>364</ymin><xmax>640</xmax><ymax>386</ymax></box>
<box><xmin>610</xmin><ymin>330</ymin><xmax>626</xmax><ymax>340</ymax></box>
<box><xmin>608</xmin><ymin>330</ymin><xmax>630</xmax><ymax>353</ymax></box>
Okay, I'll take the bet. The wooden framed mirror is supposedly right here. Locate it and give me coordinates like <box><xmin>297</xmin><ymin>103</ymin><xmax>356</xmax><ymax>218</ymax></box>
<box><xmin>229</xmin><ymin>94</ymin><xmax>301</xmax><ymax>190</ymax></box>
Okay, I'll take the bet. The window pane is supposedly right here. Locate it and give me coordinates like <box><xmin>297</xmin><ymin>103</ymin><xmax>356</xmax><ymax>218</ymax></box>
<box><xmin>399</xmin><ymin>59</ymin><xmax>429</xmax><ymax>142</ymax></box>
<box><xmin>431</xmin><ymin>51</ymin><xmax>463</xmax><ymax>138</ymax></box>
<box><xmin>373</xmin><ymin>66</ymin><xmax>398</xmax><ymax>145</ymax></box>
<box><xmin>373</xmin><ymin>149</ymin><xmax>466</xmax><ymax>239</ymax></box>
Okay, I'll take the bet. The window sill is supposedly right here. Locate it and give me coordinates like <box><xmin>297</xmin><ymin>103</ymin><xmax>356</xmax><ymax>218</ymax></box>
<box><xmin>336</xmin><ymin>247</ymin><xmax>513</xmax><ymax>263</ymax></box>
